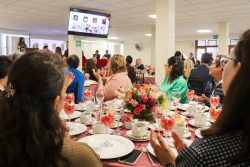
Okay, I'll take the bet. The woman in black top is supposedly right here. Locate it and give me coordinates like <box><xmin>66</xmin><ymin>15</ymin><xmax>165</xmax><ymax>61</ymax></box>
<box><xmin>150</xmin><ymin>29</ymin><xmax>250</xmax><ymax>166</ymax></box>
<box><xmin>17</xmin><ymin>37</ymin><xmax>27</xmax><ymax>52</ymax></box>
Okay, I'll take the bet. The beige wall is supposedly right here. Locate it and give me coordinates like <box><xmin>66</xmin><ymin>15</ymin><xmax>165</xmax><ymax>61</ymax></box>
<box><xmin>123</xmin><ymin>42</ymin><xmax>151</xmax><ymax>66</ymax></box>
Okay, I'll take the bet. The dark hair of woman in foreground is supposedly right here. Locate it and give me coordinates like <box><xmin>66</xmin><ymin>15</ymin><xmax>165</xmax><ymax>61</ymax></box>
<box><xmin>202</xmin><ymin>29</ymin><xmax>250</xmax><ymax>163</ymax></box>
<box><xmin>0</xmin><ymin>51</ymin><xmax>68</xmax><ymax>167</ymax></box>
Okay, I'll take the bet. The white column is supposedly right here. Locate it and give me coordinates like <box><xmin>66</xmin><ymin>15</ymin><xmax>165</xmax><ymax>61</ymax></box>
<box><xmin>151</xmin><ymin>27</ymin><xmax>156</xmax><ymax>65</ymax></box>
<box><xmin>155</xmin><ymin>0</ymin><xmax>175</xmax><ymax>85</ymax></box>
<box><xmin>218</xmin><ymin>22</ymin><xmax>229</xmax><ymax>55</ymax></box>
<box><xmin>68</xmin><ymin>35</ymin><xmax>83</xmax><ymax>71</ymax></box>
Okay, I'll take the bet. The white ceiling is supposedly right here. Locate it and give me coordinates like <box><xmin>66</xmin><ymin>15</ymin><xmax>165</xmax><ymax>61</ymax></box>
<box><xmin>0</xmin><ymin>0</ymin><xmax>250</xmax><ymax>42</ymax></box>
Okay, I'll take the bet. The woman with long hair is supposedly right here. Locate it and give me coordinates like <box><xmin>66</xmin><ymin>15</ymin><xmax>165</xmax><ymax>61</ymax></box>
<box><xmin>161</xmin><ymin>56</ymin><xmax>188</xmax><ymax>103</ymax></box>
<box><xmin>0</xmin><ymin>51</ymin><xmax>102</xmax><ymax>167</ymax></box>
<box><xmin>150</xmin><ymin>29</ymin><xmax>250</xmax><ymax>166</ymax></box>
<box><xmin>17</xmin><ymin>37</ymin><xmax>27</xmax><ymax>52</ymax></box>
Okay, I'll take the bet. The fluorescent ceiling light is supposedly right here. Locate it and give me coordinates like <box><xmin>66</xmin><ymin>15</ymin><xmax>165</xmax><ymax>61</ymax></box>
<box><xmin>6</xmin><ymin>34</ymin><xmax>29</xmax><ymax>38</ymax></box>
<box><xmin>108</xmin><ymin>36</ymin><xmax>119</xmax><ymax>40</ymax></box>
<box><xmin>145</xmin><ymin>33</ymin><xmax>152</xmax><ymax>37</ymax></box>
<box><xmin>148</xmin><ymin>14</ymin><xmax>156</xmax><ymax>19</ymax></box>
<box><xmin>197</xmin><ymin>29</ymin><xmax>212</xmax><ymax>33</ymax></box>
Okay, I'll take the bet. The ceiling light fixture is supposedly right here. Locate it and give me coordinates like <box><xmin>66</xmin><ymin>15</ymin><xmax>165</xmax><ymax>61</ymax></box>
<box><xmin>197</xmin><ymin>29</ymin><xmax>212</xmax><ymax>33</ymax></box>
<box><xmin>108</xmin><ymin>36</ymin><xmax>119</xmax><ymax>40</ymax></box>
<box><xmin>145</xmin><ymin>33</ymin><xmax>152</xmax><ymax>37</ymax></box>
<box><xmin>148</xmin><ymin>14</ymin><xmax>157</xmax><ymax>19</ymax></box>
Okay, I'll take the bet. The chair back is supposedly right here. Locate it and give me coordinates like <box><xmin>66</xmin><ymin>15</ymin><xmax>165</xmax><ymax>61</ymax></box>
<box><xmin>136</xmin><ymin>72</ymin><xmax>144</xmax><ymax>84</ymax></box>
<box><xmin>66</xmin><ymin>82</ymin><xmax>78</xmax><ymax>104</ymax></box>
<box><xmin>188</xmin><ymin>78</ymin><xmax>204</xmax><ymax>96</ymax></box>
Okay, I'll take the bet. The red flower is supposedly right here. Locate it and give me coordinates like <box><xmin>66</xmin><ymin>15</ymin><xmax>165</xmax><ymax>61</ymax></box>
<box><xmin>135</xmin><ymin>84</ymin><xmax>141</xmax><ymax>89</ymax></box>
<box><xmin>126</xmin><ymin>91</ymin><xmax>132</xmax><ymax>98</ymax></box>
<box><xmin>134</xmin><ymin>104</ymin><xmax>146</xmax><ymax>115</ymax></box>
<box><xmin>101</xmin><ymin>112</ymin><xmax>115</xmax><ymax>127</ymax></box>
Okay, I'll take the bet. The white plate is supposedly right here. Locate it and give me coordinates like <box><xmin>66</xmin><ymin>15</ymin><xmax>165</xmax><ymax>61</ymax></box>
<box><xmin>75</xmin><ymin>118</ymin><xmax>94</xmax><ymax>126</ymax></box>
<box><xmin>177</xmin><ymin>130</ymin><xmax>192</xmax><ymax>139</ymax></box>
<box><xmin>177</xmin><ymin>104</ymin><xmax>209</xmax><ymax>111</ymax></box>
<box><xmin>110</xmin><ymin>122</ymin><xmax>123</xmax><ymax>129</ymax></box>
<box><xmin>188</xmin><ymin>119</ymin><xmax>211</xmax><ymax>128</ymax></box>
<box><xmin>60</xmin><ymin>111</ymin><xmax>82</xmax><ymax>120</ymax></box>
<box><xmin>125</xmin><ymin>130</ymin><xmax>150</xmax><ymax>141</ymax></box>
<box><xmin>195</xmin><ymin>128</ymin><xmax>203</xmax><ymax>138</ymax></box>
<box><xmin>67</xmin><ymin>122</ymin><xmax>87</xmax><ymax>136</ymax></box>
<box><xmin>75</xmin><ymin>103</ymin><xmax>86</xmax><ymax>111</ymax></box>
<box><xmin>148</xmin><ymin>123</ymin><xmax>163</xmax><ymax>131</ymax></box>
<box><xmin>84</xmin><ymin>80</ymin><xmax>98</xmax><ymax>86</ymax></box>
<box><xmin>180</xmin><ymin>111</ymin><xmax>193</xmax><ymax>117</ymax></box>
<box><xmin>147</xmin><ymin>139</ymin><xmax>192</xmax><ymax>157</ymax></box>
<box><xmin>78</xmin><ymin>134</ymin><xmax>134</xmax><ymax>159</ymax></box>
<box><xmin>89</xmin><ymin>129</ymin><xmax>114</xmax><ymax>135</ymax></box>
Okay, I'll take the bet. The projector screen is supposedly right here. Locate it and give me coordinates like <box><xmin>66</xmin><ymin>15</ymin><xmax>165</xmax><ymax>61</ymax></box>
<box><xmin>68</xmin><ymin>8</ymin><xmax>111</xmax><ymax>38</ymax></box>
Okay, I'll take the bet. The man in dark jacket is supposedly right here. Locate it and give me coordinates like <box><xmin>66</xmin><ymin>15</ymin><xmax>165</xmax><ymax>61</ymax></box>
<box><xmin>188</xmin><ymin>53</ymin><xmax>212</xmax><ymax>95</ymax></box>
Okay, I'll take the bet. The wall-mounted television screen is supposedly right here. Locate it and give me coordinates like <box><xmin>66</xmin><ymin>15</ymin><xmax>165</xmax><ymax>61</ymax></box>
<box><xmin>68</xmin><ymin>8</ymin><xmax>111</xmax><ymax>38</ymax></box>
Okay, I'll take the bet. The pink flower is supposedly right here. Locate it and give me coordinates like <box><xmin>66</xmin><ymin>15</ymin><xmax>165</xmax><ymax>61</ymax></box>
<box><xmin>149</xmin><ymin>92</ymin><xmax>156</xmax><ymax>100</ymax></box>
<box><xmin>134</xmin><ymin>104</ymin><xmax>146</xmax><ymax>115</ymax></box>
<box><xmin>151</xmin><ymin>106</ymin><xmax>157</xmax><ymax>112</ymax></box>
<box><xmin>131</xmin><ymin>100</ymin><xmax>138</xmax><ymax>107</ymax></box>
<box><xmin>141</xmin><ymin>94</ymin><xmax>148</xmax><ymax>103</ymax></box>
<box><xmin>134</xmin><ymin>106</ymin><xmax>141</xmax><ymax>115</ymax></box>
<box><xmin>126</xmin><ymin>91</ymin><xmax>132</xmax><ymax>98</ymax></box>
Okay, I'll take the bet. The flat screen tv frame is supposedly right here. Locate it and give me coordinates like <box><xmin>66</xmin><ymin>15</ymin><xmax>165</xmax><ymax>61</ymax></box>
<box><xmin>68</xmin><ymin>8</ymin><xmax>111</xmax><ymax>38</ymax></box>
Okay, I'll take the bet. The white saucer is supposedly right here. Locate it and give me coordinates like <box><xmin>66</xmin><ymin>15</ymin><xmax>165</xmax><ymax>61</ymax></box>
<box><xmin>188</xmin><ymin>119</ymin><xmax>211</xmax><ymax>128</ymax></box>
<box><xmin>195</xmin><ymin>128</ymin><xmax>203</xmax><ymax>138</ymax></box>
<box><xmin>75</xmin><ymin>118</ymin><xmax>94</xmax><ymax>126</ymax></box>
<box><xmin>148</xmin><ymin>123</ymin><xmax>163</xmax><ymax>131</ymax></box>
<box><xmin>125</xmin><ymin>130</ymin><xmax>150</xmax><ymax>141</ymax></box>
<box><xmin>179</xmin><ymin>130</ymin><xmax>192</xmax><ymax>139</ymax></box>
<box><xmin>180</xmin><ymin>111</ymin><xmax>193</xmax><ymax>117</ymax></box>
<box><xmin>110</xmin><ymin>122</ymin><xmax>123</xmax><ymax>128</ymax></box>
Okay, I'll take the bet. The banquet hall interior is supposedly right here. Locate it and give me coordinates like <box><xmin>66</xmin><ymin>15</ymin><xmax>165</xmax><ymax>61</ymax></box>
<box><xmin>1</xmin><ymin>0</ymin><xmax>250</xmax><ymax>167</ymax></box>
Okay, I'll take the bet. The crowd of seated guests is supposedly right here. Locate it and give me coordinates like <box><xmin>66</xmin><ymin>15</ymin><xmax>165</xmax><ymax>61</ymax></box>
<box><xmin>150</xmin><ymin>28</ymin><xmax>250</xmax><ymax>167</ymax></box>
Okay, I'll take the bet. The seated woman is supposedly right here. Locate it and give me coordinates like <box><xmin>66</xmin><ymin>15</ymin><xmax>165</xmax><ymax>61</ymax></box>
<box><xmin>85</xmin><ymin>59</ymin><xmax>98</xmax><ymax>81</ymax></box>
<box><xmin>0</xmin><ymin>56</ymin><xmax>12</xmax><ymax>92</ymax></box>
<box><xmin>150</xmin><ymin>29</ymin><xmax>250</xmax><ymax>166</ymax></box>
<box><xmin>0</xmin><ymin>51</ymin><xmax>102</xmax><ymax>167</ymax></box>
<box><xmin>66</xmin><ymin>55</ymin><xmax>85</xmax><ymax>103</ymax></box>
<box><xmin>161</xmin><ymin>56</ymin><xmax>188</xmax><ymax>103</ymax></box>
<box><xmin>94</xmin><ymin>54</ymin><xmax>132</xmax><ymax>101</ymax></box>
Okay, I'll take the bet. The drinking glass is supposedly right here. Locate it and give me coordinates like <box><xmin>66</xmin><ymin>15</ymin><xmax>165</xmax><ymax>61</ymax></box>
<box><xmin>172</xmin><ymin>92</ymin><xmax>181</xmax><ymax>106</ymax></box>
<box><xmin>209</xmin><ymin>107</ymin><xmax>222</xmax><ymax>122</ymax></box>
<box><xmin>152</xmin><ymin>108</ymin><xmax>162</xmax><ymax>132</ymax></box>
<box><xmin>161</xmin><ymin>114</ymin><xmax>175</xmax><ymax>138</ymax></box>
<box><xmin>187</xmin><ymin>90</ymin><xmax>195</xmax><ymax>103</ymax></box>
<box><xmin>100</xmin><ymin>113</ymin><xmax>115</xmax><ymax>147</ymax></box>
<box><xmin>64</xmin><ymin>93</ymin><xmax>75</xmax><ymax>122</ymax></box>
<box><xmin>113</xmin><ymin>106</ymin><xmax>124</xmax><ymax>135</ymax></box>
<box><xmin>210</xmin><ymin>95</ymin><xmax>220</xmax><ymax>109</ymax></box>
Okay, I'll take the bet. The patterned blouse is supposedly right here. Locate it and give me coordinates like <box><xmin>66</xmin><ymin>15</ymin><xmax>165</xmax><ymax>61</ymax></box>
<box><xmin>165</xmin><ymin>130</ymin><xmax>250</xmax><ymax>167</ymax></box>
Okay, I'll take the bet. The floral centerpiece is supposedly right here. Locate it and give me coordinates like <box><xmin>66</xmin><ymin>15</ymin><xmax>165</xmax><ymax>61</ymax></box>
<box><xmin>118</xmin><ymin>84</ymin><xmax>166</xmax><ymax>121</ymax></box>
<box><xmin>145</xmin><ymin>65</ymin><xmax>155</xmax><ymax>76</ymax></box>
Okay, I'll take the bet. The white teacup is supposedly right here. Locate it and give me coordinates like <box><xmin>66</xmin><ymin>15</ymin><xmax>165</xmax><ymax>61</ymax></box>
<box><xmin>194</xmin><ymin>112</ymin><xmax>207</xmax><ymax>127</ymax></box>
<box><xmin>173</xmin><ymin>122</ymin><xmax>188</xmax><ymax>138</ymax></box>
<box><xmin>92</xmin><ymin>121</ymin><xmax>106</xmax><ymax>134</ymax></box>
<box><xmin>131</xmin><ymin>122</ymin><xmax>148</xmax><ymax>138</ymax></box>
<box><xmin>80</xmin><ymin>112</ymin><xmax>92</xmax><ymax>124</ymax></box>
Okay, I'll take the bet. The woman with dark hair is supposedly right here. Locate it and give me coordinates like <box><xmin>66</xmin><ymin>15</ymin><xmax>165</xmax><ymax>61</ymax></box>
<box><xmin>17</xmin><ymin>37</ymin><xmax>27</xmax><ymax>53</ymax></box>
<box><xmin>150</xmin><ymin>29</ymin><xmax>250</xmax><ymax>166</ymax></box>
<box><xmin>161</xmin><ymin>56</ymin><xmax>188</xmax><ymax>103</ymax></box>
<box><xmin>0</xmin><ymin>56</ymin><xmax>12</xmax><ymax>92</ymax></box>
<box><xmin>55</xmin><ymin>46</ymin><xmax>62</xmax><ymax>56</ymax></box>
<box><xmin>0</xmin><ymin>51</ymin><xmax>102</xmax><ymax>167</ymax></box>
<box><xmin>85</xmin><ymin>59</ymin><xmax>98</xmax><ymax>81</ymax></box>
